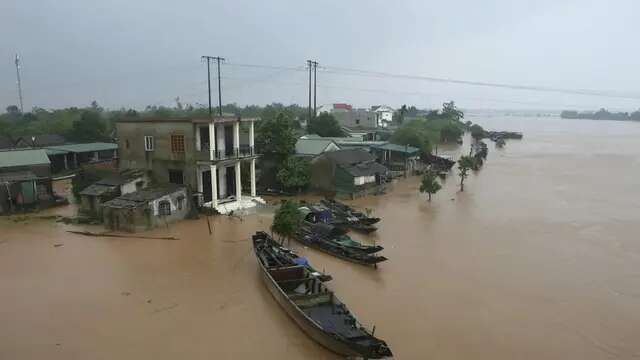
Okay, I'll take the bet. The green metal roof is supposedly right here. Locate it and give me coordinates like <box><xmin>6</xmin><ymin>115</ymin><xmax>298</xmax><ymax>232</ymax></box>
<box><xmin>45</xmin><ymin>142</ymin><xmax>117</xmax><ymax>153</ymax></box>
<box><xmin>0</xmin><ymin>149</ymin><xmax>50</xmax><ymax>167</ymax></box>
<box><xmin>373</xmin><ymin>143</ymin><xmax>420</xmax><ymax>154</ymax></box>
<box><xmin>45</xmin><ymin>148</ymin><xmax>69</xmax><ymax>155</ymax></box>
<box><xmin>295</xmin><ymin>138</ymin><xmax>340</xmax><ymax>155</ymax></box>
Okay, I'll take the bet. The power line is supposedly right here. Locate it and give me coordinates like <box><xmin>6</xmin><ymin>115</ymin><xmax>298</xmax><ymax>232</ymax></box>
<box><xmin>321</xmin><ymin>66</ymin><xmax>640</xmax><ymax>100</ymax></box>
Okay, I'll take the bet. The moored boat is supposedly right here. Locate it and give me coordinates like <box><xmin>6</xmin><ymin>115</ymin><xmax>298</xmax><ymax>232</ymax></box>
<box><xmin>296</xmin><ymin>223</ymin><xmax>387</xmax><ymax>266</ymax></box>
<box><xmin>253</xmin><ymin>231</ymin><xmax>393</xmax><ymax>359</ymax></box>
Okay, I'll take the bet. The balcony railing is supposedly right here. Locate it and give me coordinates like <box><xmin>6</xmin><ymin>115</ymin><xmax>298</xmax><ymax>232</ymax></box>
<box><xmin>197</xmin><ymin>145</ymin><xmax>255</xmax><ymax>161</ymax></box>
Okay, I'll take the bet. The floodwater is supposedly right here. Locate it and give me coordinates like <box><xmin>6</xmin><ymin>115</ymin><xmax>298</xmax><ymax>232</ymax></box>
<box><xmin>2</xmin><ymin>116</ymin><xmax>640</xmax><ymax>359</ymax></box>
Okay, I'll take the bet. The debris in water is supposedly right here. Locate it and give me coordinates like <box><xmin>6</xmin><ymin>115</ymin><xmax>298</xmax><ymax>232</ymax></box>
<box><xmin>152</xmin><ymin>303</ymin><xmax>178</xmax><ymax>314</ymax></box>
<box><xmin>121</xmin><ymin>291</ymin><xmax>131</xmax><ymax>296</ymax></box>
<box><xmin>54</xmin><ymin>243</ymin><xmax>64</xmax><ymax>248</ymax></box>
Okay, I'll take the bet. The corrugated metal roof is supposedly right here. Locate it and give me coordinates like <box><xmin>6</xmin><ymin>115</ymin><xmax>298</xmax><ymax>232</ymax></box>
<box><xmin>79</xmin><ymin>183</ymin><xmax>117</xmax><ymax>196</ymax></box>
<box><xmin>0</xmin><ymin>170</ymin><xmax>39</xmax><ymax>183</ymax></box>
<box><xmin>295</xmin><ymin>138</ymin><xmax>339</xmax><ymax>155</ymax></box>
<box><xmin>372</xmin><ymin>143</ymin><xmax>420</xmax><ymax>154</ymax></box>
<box><xmin>322</xmin><ymin>149</ymin><xmax>376</xmax><ymax>165</ymax></box>
<box><xmin>102</xmin><ymin>184</ymin><xmax>185</xmax><ymax>209</ymax></box>
<box><xmin>342</xmin><ymin>162</ymin><xmax>388</xmax><ymax>177</ymax></box>
<box><xmin>45</xmin><ymin>148</ymin><xmax>69</xmax><ymax>155</ymax></box>
<box><xmin>0</xmin><ymin>149</ymin><xmax>50</xmax><ymax>168</ymax></box>
<box><xmin>45</xmin><ymin>142</ymin><xmax>117</xmax><ymax>153</ymax></box>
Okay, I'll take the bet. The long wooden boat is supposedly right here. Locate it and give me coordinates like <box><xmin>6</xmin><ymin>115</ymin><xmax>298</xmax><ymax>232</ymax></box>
<box><xmin>296</xmin><ymin>223</ymin><xmax>387</xmax><ymax>266</ymax></box>
<box><xmin>253</xmin><ymin>232</ymin><xmax>393</xmax><ymax>359</ymax></box>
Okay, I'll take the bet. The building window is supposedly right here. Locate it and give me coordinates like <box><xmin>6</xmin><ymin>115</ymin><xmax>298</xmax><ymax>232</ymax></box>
<box><xmin>158</xmin><ymin>200</ymin><xmax>171</xmax><ymax>216</ymax></box>
<box><xmin>171</xmin><ymin>135</ymin><xmax>185</xmax><ymax>153</ymax></box>
<box><xmin>144</xmin><ymin>136</ymin><xmax>154</xmax><ymax>151</ymax></box>
<box><xmin>356</xmin><ymin>119</ymin><xmax>360</xmax><ymax>125</ymax></box>
<box><xmin>125</xmin><ymin>139</ymin><xmax>130</xmax><ymax>149</ymax></box>
<box><xmin>168</xmin><ymin>170</ymin><xmax>183</xmax><ymax>185</ymax></box>
<box><xmin>177</xmin><ymin>195</ymin><xmax>185</xmax><ymax>210</ymax></box>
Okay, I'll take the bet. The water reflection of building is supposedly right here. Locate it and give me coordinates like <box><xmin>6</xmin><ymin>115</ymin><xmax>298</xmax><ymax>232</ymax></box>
<box><xmin>116</xmin><ymin>116</ymin><xmax>263</xmax><ymax>214</ymax></box>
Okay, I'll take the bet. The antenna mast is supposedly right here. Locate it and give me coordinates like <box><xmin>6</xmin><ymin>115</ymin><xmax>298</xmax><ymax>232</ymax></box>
<box><xmin>15</xmin><ymin>54</ymin><xmax>24</xmax><ymax>113</ymax></box>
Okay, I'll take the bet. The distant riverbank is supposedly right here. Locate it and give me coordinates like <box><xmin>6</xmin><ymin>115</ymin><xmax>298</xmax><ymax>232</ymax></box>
<box><xmin>561</xmin><ymin>108</ymin><xmax>640</xmax><ymax>121</ymax></box>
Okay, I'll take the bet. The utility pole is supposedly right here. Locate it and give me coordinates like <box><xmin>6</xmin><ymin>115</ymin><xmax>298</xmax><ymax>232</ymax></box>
<box><xmin>202</xmin><ymin>56</ymin><xmax>225</xmax><ymax>116</ymax></box>
<box><xmin>15</xmin><ymin>54</ymin><xmax>24</xmax><ymax>113</ymax></box>
<box><xmin>306</xmin><ymin>60</ymin><xmax>318</xmax><ymax>120</ymax></box>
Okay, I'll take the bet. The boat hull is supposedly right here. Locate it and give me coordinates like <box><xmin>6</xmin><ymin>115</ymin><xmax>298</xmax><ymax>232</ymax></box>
<box><xmin>256</xmin><ymin>258</ymin><xmax>363</xmax><ymax>357</ymax></box>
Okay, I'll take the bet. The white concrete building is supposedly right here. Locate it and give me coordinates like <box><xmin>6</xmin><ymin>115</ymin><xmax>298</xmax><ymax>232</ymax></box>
<box><xmin>372</xmin><ymin>105</ymin><xmax>394</xmax><ymax>128</ymax></box>
<box><xmin>194</xmin><ymin>117</ymin><xmax>264</xmax><ymax>214</ymax></box>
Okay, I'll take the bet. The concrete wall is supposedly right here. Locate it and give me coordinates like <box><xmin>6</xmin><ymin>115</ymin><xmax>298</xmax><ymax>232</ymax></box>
<box><xmin>117</xmin><ymin>121</ymin><xmax>198</xmax><ymax>190</ymax></box>
<box><xmin>102</xmin><ymin>188</ymin><xmax>190</xmax><ymax>233</ymax></box>
<box><xmin>332</xmin><ymin>109</ymin><xmax>377</xmax><ymax>129</ymax></box>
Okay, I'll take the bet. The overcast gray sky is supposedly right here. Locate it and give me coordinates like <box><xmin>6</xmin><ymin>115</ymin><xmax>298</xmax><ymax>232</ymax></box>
<box><xmin>1</xmin><ymin>0</ymin><xmax>639</xmax><ymax>111</ymax></box>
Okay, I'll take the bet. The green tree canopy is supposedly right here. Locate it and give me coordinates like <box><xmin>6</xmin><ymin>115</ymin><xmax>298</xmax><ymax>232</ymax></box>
<box><xmin>440</xmin><ymin>123</ymin><xmax>463</xmax><ymax>143</ymax></box>
<box><xmin>69</xmin><ymin>111</ymin><xmax>108</xmax><ymax>142</ymax></box>
<box><xmin>271</xmin><ymin>200</ymin><xmax>303</xmax><ymax>243</ymax></box>
<box><xmin>255</xmin><ymin>112</ymin><xmax>297</xmax><ymax>159</ymax></box>
<box><xmin>419</xmin><ymin>172</ymin><xmax>442</xmax><ymax>201</ymax></box>
<box><xmin>277</xmin><ymin>157</ymin><xmax>311</xmax><ymax>192</ymax></box>
<box><xmin>307</xmin><ymin>112</ymin><xmax>344</xmax><ymax>137</ymax></box>
<box><xmin>470</xmin><ymin>124</ymin><xmax>486</xmax><ymax>140</ymax></box>
<box><xmin>442</xmin><ymin>101</ymin><xmax>464</xmax><ymax>121</ymax></box>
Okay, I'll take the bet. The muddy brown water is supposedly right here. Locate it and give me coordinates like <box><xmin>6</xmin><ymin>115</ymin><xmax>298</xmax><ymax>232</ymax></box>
<box><xmin>2</xmin><ymin>116</ymin><xmax>640</xmax><ymax>359</ymax></box>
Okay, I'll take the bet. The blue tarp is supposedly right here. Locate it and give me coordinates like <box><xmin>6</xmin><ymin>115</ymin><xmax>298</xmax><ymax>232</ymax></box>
<box><xmin>293</xmin><ymin>256</ymin><xmax>309</xmax><ymax>267</ymax></box>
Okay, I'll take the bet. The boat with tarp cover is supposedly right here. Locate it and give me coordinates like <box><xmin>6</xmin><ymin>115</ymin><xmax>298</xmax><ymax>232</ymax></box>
<box><xmin>252</xmin><ymin>231</ymin><xmax>393</xmax><ymax>359</ymax></box>
<box><xmin>296</xmin><ymin>222</ymin><xmax>387</xmax><ymax>266</ymax></box>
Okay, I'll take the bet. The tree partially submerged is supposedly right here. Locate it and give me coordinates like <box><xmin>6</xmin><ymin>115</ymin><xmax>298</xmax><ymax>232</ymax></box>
<box><xmin>271</xmin><ymin>200</ymin><xmax>303</xmax><ymax>244</ymax></box>
<box><xmin>419</xmin><ymin>172</ymin><xmax>442</xmax><ymax>201</ymax></box>
<box><xmin>457</xmin><ymin>155</ymin><xmax>475</xmax><ymax>192</ymax></box>
<box><xmin>277</xmin><ymin>157</ymin><xmax>311</xmax><ymax>193</ymax></box>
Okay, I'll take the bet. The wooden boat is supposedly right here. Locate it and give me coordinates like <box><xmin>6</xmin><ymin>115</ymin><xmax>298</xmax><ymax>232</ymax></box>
<box><xmin>253</xmin><ymin>232</ymin><xmax>393</xmax><ymax>359</ymax></box>
<box><xmin>296</xmin><ymin>223</ymin><xmax>387</xmax><ymax>266</ymax></box>
<box><xmin>321</xmin><ymin>199</ymin><xmax>381</xmax><ymax>226</ymax></box>
<box><xmin>255</xmin><ymin>231</ymin><xmax>332</xmax><ymax>282</ymax></box>
<box><xmin>333</xmin><ymin>221</ymin><xmax>378</xmax><ymax>234</ymax></box>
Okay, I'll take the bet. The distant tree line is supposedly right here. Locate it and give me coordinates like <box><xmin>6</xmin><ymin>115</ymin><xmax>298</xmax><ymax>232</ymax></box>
<box><xmin>561</xmin><ymin>108</ymin><xmax>640</xmax><ymax>121</ymax></box>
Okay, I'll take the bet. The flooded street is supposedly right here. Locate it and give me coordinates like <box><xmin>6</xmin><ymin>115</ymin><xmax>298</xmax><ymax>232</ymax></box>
<box><xmin>2</xmin><ymin>116</ymin><xmax>640</xmax><ymax>359</ymax></box>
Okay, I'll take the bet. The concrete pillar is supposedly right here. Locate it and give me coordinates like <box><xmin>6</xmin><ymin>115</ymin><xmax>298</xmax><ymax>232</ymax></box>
<box><xmin>218</xmin><ymin>165</ymin><xmax>227</xmax><ymax>198</ymax></box>
<box><xmin>216</xmin><ymin>124</ymin><xmax>226</xmax><ymax>158</ymax></box>
<box><xmin>210</xmin><ymin>165</ymin><xmax>218</xmax><ymax>208</ymax></box>
<box><xmin>250</xmin><ymin>158</ymin><xmax>256</xmax><ymax>197</ymax></box>
<box><xmin>233</xmin><ymin>121</ymin><xmax>240</xmax><ymax>157</ymax></box>
<box><xmin>235</xmin><ymin>161</ymin><xmax>242</xmax><ymax>201</ymax></box>
<box><xmin>196</xmin><ymin>167</ymin><xmax>203</xmax><ymax>193</ymax></box>
<box><xmin>208</xmin><ymin>123</ymin><xmax>216</xmax><ymax>160</ymax></box>
<box><xmin>94</xmin><ymin>151</ymin><xmax>99</xmax><ymax>161</ymax></box>
<box><xmin>195</xmin><ymin>126</ymin><xmax>201</xmax><ymax>151</ymax></box>
<box><xmin>73</xmin><ymin>153</ymin><xmax>78</xmax><ymax>168</ymax></box>
<box><xmin>249</xmin><ymin>120</ymin><xmax>254</xmax><ymax>154</ymax></box>
<box><xmin>63</xmin><ymin>155</ymin><xmax>68</xmax><ymax>170</ymax></box>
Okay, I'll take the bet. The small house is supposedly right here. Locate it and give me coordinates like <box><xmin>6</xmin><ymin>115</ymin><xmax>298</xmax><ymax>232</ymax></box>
<box><xmin>0</xmin><ymin>149</ymin><xmax>58</xmax><ymax>213</ymax></box>
<box><xmin>101</xmin><ymin>184</ymin><xmax>189</xmax><ymax>232</ymax></box>
<box><xmin>44</xmin><ymin>142</ymin><xmax>118</xmax><ymax>173</ymax></box>
<box><xmin>78</xmin><ymin>169</ymin><xmax>149</xmax><ymax>218</ymax></box>
<box><xmin>371</xmin><ymin>143</ymin><xmax>421</xmax><ymax>175</ymax></box>
<box><xmin>310</xmin><ymin>149</ymin><xmax>388</xmax><ymax>199</ymax></box>
<box><xmin>295</xmin><ymin>138</ymin><xmax>340</xmax><ymax>157</ymax></box>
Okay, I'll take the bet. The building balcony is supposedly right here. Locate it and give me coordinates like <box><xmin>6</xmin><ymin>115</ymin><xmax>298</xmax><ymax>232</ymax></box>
<box><xmin>195</xmin><ymin>145</ymin><xmax>256</xmax><ymax>162</ymax></box>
